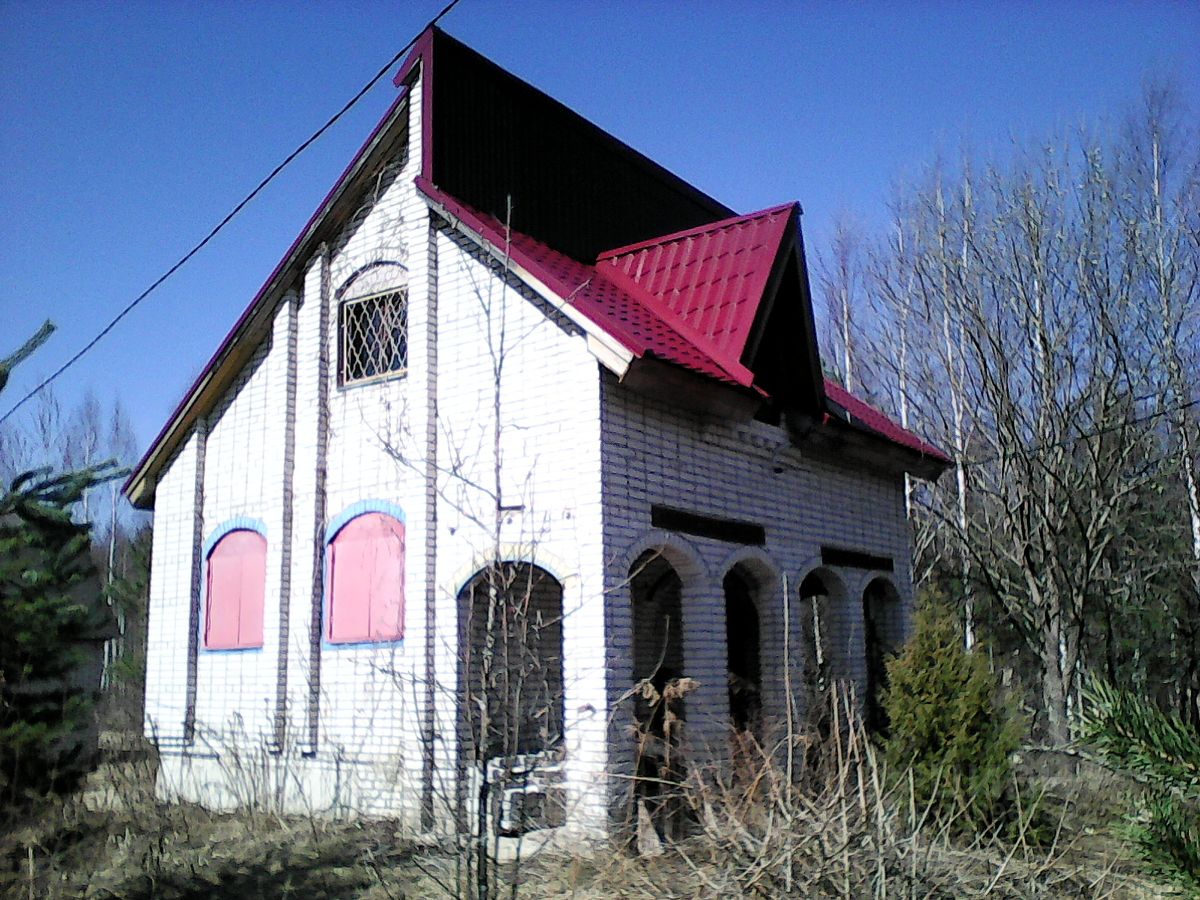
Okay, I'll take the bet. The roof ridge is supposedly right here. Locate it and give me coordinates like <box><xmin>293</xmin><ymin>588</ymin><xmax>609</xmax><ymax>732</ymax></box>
<box><xmin>596</xmin><ymin>201</ymin><xmax>798</xmax><ymax>261</ymax></box>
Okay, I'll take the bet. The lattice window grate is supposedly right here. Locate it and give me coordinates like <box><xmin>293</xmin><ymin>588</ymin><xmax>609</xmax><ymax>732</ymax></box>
<box><xmin>339</xmin><ymin>290</ymin><xmax>408</xmax><ymax>385</ymax></box>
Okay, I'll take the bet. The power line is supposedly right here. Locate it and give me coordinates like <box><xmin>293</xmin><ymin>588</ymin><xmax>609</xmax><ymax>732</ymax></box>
<box><xmin>0</xmin><ymin>0</ymin><xmax>462</xmax><ymax>428</ymax></box>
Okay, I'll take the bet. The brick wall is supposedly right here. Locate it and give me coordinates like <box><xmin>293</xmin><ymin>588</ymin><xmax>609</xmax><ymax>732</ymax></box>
<box><xmin>599</xmin><ymin>374</ymin><xmax>913</xmax><ymax>772</ymax></box>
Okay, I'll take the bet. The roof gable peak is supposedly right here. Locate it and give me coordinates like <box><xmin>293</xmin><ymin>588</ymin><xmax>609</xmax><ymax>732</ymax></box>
<box><xmin>594</xmin><ymin>203</ymin><xmax>800</xmax><ymax>384</ymax></box>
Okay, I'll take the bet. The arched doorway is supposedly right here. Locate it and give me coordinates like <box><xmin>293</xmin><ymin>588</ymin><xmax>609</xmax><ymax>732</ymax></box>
<box><xmin>723</xmin><ymin>566</ymin><xmax>762</xmax><ymax>733</ymax></box>
<box><xmin>862</xmin><ymin>578</ymin><xmax>901</xmax><ymax>734</ymax></box>
<box><xmin>629</xmin><ymin>551</ymin><xmax>685</xmax><ymax>729</ymax></box>
<box><xmin>628</xmin><ymin>550</ymin><xmax>687</xmax><ymax>838</ymax></box>
<box><xmin>458</xmin><ymin>562</ymin><xmax>564</xmax><ymax>761</ymax></box>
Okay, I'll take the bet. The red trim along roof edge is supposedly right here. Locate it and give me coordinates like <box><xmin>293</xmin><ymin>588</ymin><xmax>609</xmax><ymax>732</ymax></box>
<box><xmin>123</xmin><ymin>85</ymin><xmax>411</xmax><ymax>501</ymax></box>
<box><xmin>823</xmin><ymin>378</ymin><xmax>950</xmax><ymax>463</ymax></box>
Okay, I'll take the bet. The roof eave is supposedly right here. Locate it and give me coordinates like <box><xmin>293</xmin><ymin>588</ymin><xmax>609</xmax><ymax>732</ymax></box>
<box><xmin>416</xmin><ymin>179</ymin><xmax>636</xmax><ymax>377</ymax></box>
<box><xmin>124</xmin><ymin>88</ymin><xmax>412</xmax><ymax>509</ymax></box>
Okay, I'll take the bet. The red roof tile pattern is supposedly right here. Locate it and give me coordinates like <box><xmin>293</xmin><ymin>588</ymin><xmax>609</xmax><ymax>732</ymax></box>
<box><xmin>416</xmin><ymin>177</ymin><xmax>744</xmax><ymax>386</ymax></box>
<box><xmin>420</xmin><ymin>176</ymin><xmax>947</xmax><ymax>464</ymax></box>
<box><xmin>597</xmin><ymin>204</ymin><xmax>795</xmax><ymax>380</ymax></box>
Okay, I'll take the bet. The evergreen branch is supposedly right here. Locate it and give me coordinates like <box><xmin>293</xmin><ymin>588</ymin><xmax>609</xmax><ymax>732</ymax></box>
<box><xmin>1080</xmin><ymin>678</ymin><xmax>1200</xmax><ymax>791</ymax></box>
<box><xmin>0</xmin><ymin>320</ymin><xmax>55</xmax><ymax>394</ymax></box>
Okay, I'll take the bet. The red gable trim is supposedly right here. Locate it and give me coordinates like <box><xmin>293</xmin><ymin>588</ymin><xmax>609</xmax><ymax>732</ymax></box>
<box><xmin>123</xmin><ymin>87</ymin><xmax>411</xmax><ymax>505</ymax></box>
<box><xmin>391</xmin><ymin>26</ymin><xmax>436</xmax><ymax>184</ymax></box>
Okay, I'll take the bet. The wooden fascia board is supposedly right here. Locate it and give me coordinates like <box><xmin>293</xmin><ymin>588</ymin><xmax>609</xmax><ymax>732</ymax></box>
<box><xmin>419</xmin><ymin>189</ymin><xmax>635</xmax><ymax>377</ymax></box>
<box><xmin>803</xmin><ymin>415</ymin><xmax>948</xmax><ymax>481</ymax></box>
<box><xmin>124</xmin><ymin>93</ymin><xmax>411</xmax><ymax>509</ymax></box>
<box><xmin>620</xmin><ymin>356</ymin><xmax>760</xmax><ymax>421</ymax></box>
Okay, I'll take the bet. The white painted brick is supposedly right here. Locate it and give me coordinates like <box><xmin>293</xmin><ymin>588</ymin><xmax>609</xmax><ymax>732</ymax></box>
<box><xmin>145</xmin><ymin>62</ymin><xmax>914</xmax><ymax>839</ymax></box>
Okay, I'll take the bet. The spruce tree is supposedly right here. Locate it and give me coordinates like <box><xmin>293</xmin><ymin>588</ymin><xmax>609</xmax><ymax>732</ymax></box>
<box><xmin>0</xmin><ymin>324</ymin><xmax>121</xmax><ymax>803</ymax></box>
<box><xmin>1080</xmin><ymin>679</ymin><xmax>1200</xmax><ymax>890</ymax></box>
<box><xmin>882</xmin><ymin>596</ymin><xmax>1022</xmax><ymax>832</ymax></box>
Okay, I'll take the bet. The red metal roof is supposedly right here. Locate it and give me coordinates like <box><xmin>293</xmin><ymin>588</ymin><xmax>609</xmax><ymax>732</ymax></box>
<box><xmin>416</xmin><ymin>176</ymin><xmax>747</xmax><ymax>386</ymax></box>
<box><xmin>126</xmin><ymin>25</ymin><xmax>944</xmax><ymax>509</ymax></box>
<box><xmin>823</xmin><ymin>379</ymin><xmax>950</xmax><ymax>462</ymax></box>
<box><xmin>597</xmin><ymin>203</ymin><xmax>796</xmax><ymax>381</ymax></box>
<box><xmin>420</xmin><ymin>176</ymin><xmax>947</xmax><ymax>463</ymax></box>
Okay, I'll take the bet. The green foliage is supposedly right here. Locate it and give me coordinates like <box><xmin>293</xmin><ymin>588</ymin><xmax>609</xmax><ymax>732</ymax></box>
<box><xmin>0</xmin><ymin>319</ymin><xmax>53</xmax><ymax>394</ymax></box>
<box><xmin>882</xmin><ymin>596</ymin><xmax>1023</xmax><ymax>832</ymax></box>
<box><xmin>0</xmin><ymin>326</ymin><xmax>123</xmax><ymax>804</ymax></box>
<box><xmin>0</xmin><ymin>469</ymin><xmax>118</xmax><ymax>802</ymax></box>
<box><xmin>1080</xmin><ymin>678</ymin><xmax>1200</xmax><ymax>890</ymax></box>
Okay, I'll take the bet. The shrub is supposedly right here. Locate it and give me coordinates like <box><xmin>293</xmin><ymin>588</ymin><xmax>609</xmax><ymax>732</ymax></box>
<box><xmin>881</xmin><ymin>597</ymin><xmax>1022</xmax><ymax>832</ymax></box>
<box><xmin>0</xmin><ymin>325</ymin><xmax>120</xmax><ymax>806</ymax></box>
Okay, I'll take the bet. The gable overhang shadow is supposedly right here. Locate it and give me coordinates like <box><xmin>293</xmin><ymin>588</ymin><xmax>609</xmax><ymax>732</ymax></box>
<box><xmin>123</xmin><ymin>88</ymin><xmax>413</xmax><ymax>509</ymax></box>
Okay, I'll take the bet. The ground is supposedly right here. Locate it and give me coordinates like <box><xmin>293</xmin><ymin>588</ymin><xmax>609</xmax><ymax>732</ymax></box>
<box><xmin>0</xmin><ymin>733</ymin><xmax>1178</xmax><ymax>899</ymax></box>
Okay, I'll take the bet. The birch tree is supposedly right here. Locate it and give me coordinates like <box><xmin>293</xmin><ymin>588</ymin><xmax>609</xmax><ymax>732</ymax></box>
<box><xmin>856</xmin><ymin>92</ymin><xmax>1197</xmax><ymax>742</ymax></box>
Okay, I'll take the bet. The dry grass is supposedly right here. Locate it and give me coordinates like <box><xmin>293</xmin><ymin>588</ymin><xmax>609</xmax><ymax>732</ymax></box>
<box><xmin>0</xmin><ymin>722</ymin><xmax>1178</xmax><ymax>899</ymax></box>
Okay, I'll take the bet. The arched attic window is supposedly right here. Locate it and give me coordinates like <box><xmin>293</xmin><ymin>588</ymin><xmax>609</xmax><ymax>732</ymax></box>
<box><xmin>326</xmin><ymin>509</ymin><xmax>406</xmax><ymax>644</ymax></box>
<box><xmin>204</xmin><ymin>527</ymin><xmax>267</xmax><ymax>650</ymax></box>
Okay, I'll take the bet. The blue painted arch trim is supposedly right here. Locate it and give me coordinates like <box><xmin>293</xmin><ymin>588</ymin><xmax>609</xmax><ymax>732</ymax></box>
<box><xmin>325</xmin><ymin>500</ymin><xmax>406</xmax><ymax>544</ymax></box>
<box><xmin>199</xmin><ymin>517</ymin><xmax>268</xmax><ymax>654</ymax></box>
<box><xmin>322</xmin><ymin>500</ymin><xmax>407</xmax><ymax>649</ymax></box>
<box><xmin>203</xmin><ymin>517</ymin><xmax>268</xmax><ymax>558</ymax></box>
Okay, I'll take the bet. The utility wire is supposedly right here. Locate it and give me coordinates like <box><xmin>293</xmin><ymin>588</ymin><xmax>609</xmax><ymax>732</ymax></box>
<box><xmin>0</xmin><ymin>0</ymin><xmax>462</xmax><ymax>428</ymax></box>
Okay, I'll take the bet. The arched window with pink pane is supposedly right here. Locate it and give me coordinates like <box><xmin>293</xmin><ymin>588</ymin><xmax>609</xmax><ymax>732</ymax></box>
<box><xmin>203</xmin><ymin>525</ymin><xmax>267</xmax><ymax>650</ymax></box>
<box><xmin>326</xmin><ymin>505</ymin><xmax>406</xmax><ymax>644</ymax></box>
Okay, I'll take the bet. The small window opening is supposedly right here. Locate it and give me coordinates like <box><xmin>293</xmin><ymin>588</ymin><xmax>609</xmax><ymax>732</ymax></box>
<box><xmin>339</xmin><ymin>289</ymin><xmax>408</xmax><ymax>385</ymax></box>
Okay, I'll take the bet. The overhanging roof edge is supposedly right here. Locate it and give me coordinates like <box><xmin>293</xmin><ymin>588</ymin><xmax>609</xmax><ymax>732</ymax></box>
<box><xmin>124</xmin><ymin>88</ymin><xmax>412</xmax><ymax>509</ymax></box>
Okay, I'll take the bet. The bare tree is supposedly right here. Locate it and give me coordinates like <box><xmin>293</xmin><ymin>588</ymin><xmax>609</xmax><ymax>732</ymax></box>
<box><xmin>1121</xmin><ymin>84</ymin><xmax>1200</xmax><ymax>726</ymax></box>
<box><xmin>856</xmin><ymin>96</ymin><xmax>1198</xmax><ymax>743</ymax></box>
<box><xmin>816</xmin><ymin>214</ymin><xmax>866</xmax><ymax>391</ymax></box>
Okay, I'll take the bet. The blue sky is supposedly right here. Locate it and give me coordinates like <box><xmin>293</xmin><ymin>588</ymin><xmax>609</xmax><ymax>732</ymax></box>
<box><xmin>2</xmin><ymin>1</ymin><xmax>1197</xmax><ymax>463</ymax></box>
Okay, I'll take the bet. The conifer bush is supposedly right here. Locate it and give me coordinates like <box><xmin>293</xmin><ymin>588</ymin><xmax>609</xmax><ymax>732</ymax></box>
<box><xmin>1080</xmin><ymin>678</ymin><xmax>1200</xmax><ymax>890</ymax></box>
<box><xmin>0</xmin><ymin>324</ymin><xmax>120</xmax><ymax>805</ymax></box>
<box><xmin>881</xmin><ymin>597</ymin><xmax>1022</xmax><ymax>832</ymax></box>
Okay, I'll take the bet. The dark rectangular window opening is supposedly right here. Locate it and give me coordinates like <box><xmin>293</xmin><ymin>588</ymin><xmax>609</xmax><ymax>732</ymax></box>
<box><xmin>820</xmin><ymin>546</ymin><xmax>894</xmax><ymax>572</ymax></box>
<box><xmin>651</xmin><ymin>505</ymin><xmax>766</xmax><ymax>546</ymax></box>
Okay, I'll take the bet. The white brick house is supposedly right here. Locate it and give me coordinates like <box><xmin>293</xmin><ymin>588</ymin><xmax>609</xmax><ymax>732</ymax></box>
<box><xmin>125</xmin><ymin>27</ymin><xmax>947</xmax><ymax>839</ymax></box>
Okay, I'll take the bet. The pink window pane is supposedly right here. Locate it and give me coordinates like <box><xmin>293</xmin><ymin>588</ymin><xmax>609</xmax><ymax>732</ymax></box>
<box><xmin>236</xmin><ymin>533</ymin><xmax>267</xmax><ymax>646</ymax></box>
<box><xmin>205</xmin><ymin>530</ymin><xmax>266</xmax><ymax>649</ymax></box>
<box><xmin>328</xmin><ymin>513</ymin><xmax>405</xmax><ymax>643</ymax></box>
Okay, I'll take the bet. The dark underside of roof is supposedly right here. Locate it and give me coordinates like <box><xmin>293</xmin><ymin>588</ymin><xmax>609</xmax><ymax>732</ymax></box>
<box><xmin>426</xmin><ymin>30</ymin><xmax>735</xmax><ymax>264</ymax></box>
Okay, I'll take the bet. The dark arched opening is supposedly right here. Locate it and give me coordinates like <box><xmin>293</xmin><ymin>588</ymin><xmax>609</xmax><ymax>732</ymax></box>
<box><xmin>724</xmin><ymin>567</ymin><xmax>762</xmax><ymax>733</ymax></box>
<box><xmin>799</xmin><ymin>571</ymin><xmax>834</xmax><ymax>694</ymax></box>
<box><xmin>458</xmin><ymin>562</ymin><xmax>564</xmax><ymax>760</ymax></box>
<box><xmin>629</xmin><ymin>551</ymin><xmax>685</xmax><ymax>728</ymax></box>
<box><xmin>628</xmin><ymin>550</ymin><xmax>687</xmax><ymax>839</ymax></box>
<box><xmin>862</xmin><ymin>578</ymin><xmax>900</xmax><ymax>735</ymax></box>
